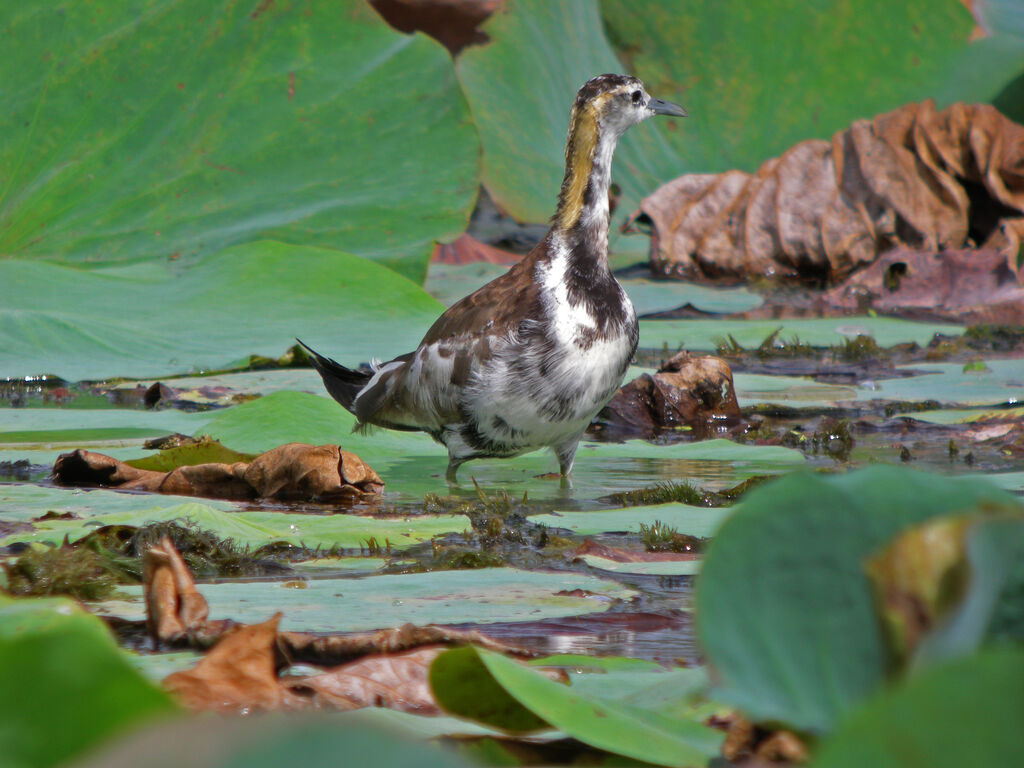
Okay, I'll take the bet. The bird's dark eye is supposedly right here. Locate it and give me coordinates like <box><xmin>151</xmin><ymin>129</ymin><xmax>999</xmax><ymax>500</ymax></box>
<box><xmin>631</xmin><ymin>90</ymin><xmax>642</xmax><ymax>104</ymax></box>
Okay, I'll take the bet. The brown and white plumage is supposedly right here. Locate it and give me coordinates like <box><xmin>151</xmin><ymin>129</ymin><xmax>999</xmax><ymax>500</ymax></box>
<box><xmin>302</xmin><ymin>74</ymin><xmax>686</xmax><ymax>480</ymax></box>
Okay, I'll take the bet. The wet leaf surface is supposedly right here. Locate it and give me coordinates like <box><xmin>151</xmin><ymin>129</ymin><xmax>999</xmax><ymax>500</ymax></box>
<box><xmin>98</xmin><ymin>568</ymin><xmax>638</xmax><ymax>633</ymax></box>
<box><xmin>54</xmin><ymin>443</ymin><xmax>384</xmax><ymax>502</ymax></box>
<box><xmin>0</xmin><ymin>243</ymin><xmax>445</xmax><ymax>381</ymax></box>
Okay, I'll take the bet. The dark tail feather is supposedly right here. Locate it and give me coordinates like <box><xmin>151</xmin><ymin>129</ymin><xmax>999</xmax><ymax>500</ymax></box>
<box><xmin>296</xmin><ymin>339</ymin><xmax>371</xmax><ymax>413</ymax></box>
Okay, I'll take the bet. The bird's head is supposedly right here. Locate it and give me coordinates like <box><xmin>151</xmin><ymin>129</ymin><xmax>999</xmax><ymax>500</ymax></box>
<box><xmin>569</xmin><ymin>74</ymin><xmax>687</xmax><ymax>141</ymax></box>
<box><xmin>554</xmin><ymin>74</ymin><xmax>686</xmax><ymax>231</ymax></box>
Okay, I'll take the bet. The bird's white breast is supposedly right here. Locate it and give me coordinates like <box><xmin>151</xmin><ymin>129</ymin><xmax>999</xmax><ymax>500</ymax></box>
<box><xmin>456</xmin><ymin>240</ymin><xmax>636</xmax><ymax>454</ymax></box>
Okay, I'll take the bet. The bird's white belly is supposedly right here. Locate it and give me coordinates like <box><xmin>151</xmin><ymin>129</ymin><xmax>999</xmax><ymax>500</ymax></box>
<box><xmin>460</xmin><ymin>325</ymin><xmax>634</xmax><ymax>453</ymax></box>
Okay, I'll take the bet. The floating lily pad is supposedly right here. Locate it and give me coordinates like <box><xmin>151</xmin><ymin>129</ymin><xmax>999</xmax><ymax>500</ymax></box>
<box><xmin>733</xmin><ymin>373</ymin><xmax>859</xmax><ymax>408</ymax></box>
<box><xmin>96</xmin><ymin>568</ymin><xmax>637</xmax><ymax>632</ymax></box>
<box><xmin>455</xmin><ymin>0</ymin><xmax>684</xmax><ymax>227</ymax></box>
<box><xmin>0</xmin><ymin>242</ymin><xmax>445</xmax><ymax>381</ymax></box>
<box><xmin>0</xmin><ymin>489</ymin><xmax>467</xmax><ymax>552</ymax></box>
<box><xmin>869</xmin><ymin>360</ymin><xmax>1024</xmax><ymax>407</ymax></box>
<box><xmin>904</xmin><ymin>407</ymin><xmax>1024</xmax><ymax>424</ymax></box>
<box><xmin>696</xmin><ymin>466</ymin><xmax>1019</xmax><ymax>733</ymax></box>
<box><xmin>534</xmin><ymin>504</ymin><xmax>731</xmax><ymax>538</ymax></box>
<box><xmin>73</xmin><ymin>713</ymin><xmax>476</xmax><ymax>768</ymax></box>
<box><xmin>578</xmin><ymin>556</ymin><xmax>701</xmax><ymax>576</ymax></box>
<box><xmin>601</xmin><ymin>0</ymin><xmax>976</xmax><ymax>173</ymax></box>
<box><xmin>639</xmin><ymin>316</ymin><xmax>963</xmax><ymax>352</ymax></box>
<box><xmin>0</xmin><ymin>0</ymin><xmax>477</xmax><ymax>280</ymax></box>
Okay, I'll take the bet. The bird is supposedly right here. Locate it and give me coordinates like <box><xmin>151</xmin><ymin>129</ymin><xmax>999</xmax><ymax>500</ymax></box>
<box><xmin>301</xmin><ymin>74</ymin><xmax>686</xmax><ymax>482</ymax></box>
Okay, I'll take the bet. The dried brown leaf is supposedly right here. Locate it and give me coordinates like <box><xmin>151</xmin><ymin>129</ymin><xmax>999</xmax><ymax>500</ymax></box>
<box><xmin>54</xmin><ymin>442</ymin><xmax>383</xmax><ymax>502</ymax></box>
<box><xmin>163</xmin><ymin>615</ymin><xmax>306</xmax><ymax>713</ymax></box>
<box><xmin>287</xmin><ymin>646</ymin><xmax>443</xmax><ymax>714</ymax></box>
<box><xmin>638</xmin><ymin>101</ymin><xmax>1024</xmax><ymax>287</ymax></box>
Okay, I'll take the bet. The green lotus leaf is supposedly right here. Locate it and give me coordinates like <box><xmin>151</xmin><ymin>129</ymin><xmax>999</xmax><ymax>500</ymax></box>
<box><xmin>430</xmin><ymin>646</ymin><xmax>722</xmax><ymax>767</ymax></box>
<box><xmin>601</xmin><ymin>0</ymin><xmax>977</xmax><ymax>172</ymax></box>
<box><xmin>696</xmin><ymin>465</ymin><xmax>1019</xmax><ymax>733</ymax></box>
<box><xmin>0</xmin><ymin>598</ymin><xmax>177</xmax><ymax>768</ymax></box>
<box><xmin>0</xmin><ymin>0</ymin><xmax>478</xmax><ymax>280</ymax></box>
<box><xmin>814</xmin><ymin>649</ymin><xmax>1024</xmax><ymax>768</ymax></box>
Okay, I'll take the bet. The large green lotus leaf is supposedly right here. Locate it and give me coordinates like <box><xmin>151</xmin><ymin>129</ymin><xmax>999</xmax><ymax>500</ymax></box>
<box><xmin>0</xmin><ymin>490</ymin><xmax>468</xmax><ymax>551</ymax></box>
<box><xmin>601</xmin><ymin>0</ymin><xmax>975</xmax><ymax>173</ymax></box>
<box><xmin>533</xmin><ymin>504</ymin><xmax>731</xmax><ymax>538</ymax></box>
<box><xmin>0</xmin><ymin>598</ymin><xmax>177</xmax><ymax>768</ymax></box>
<box><xmin>639</xmin><ymin>316</ymin><xmax>962</xmax><ymax>352</ymax></box>
<box><xmin>0</xmin><ymin>1</ymin><xmax>477</xmax><ymax>281</ymax></box>
<box><xmin>73</xmin><ymin>714</ymin><xmax>474</xmax><ymax>768</ymax></box>
<box><xmin>619</xmin><ymin>278</ymin><xmax>763</xmax><ymax>317</ymax></box>
<box><xmin>813</xmin><ymin>649</ymin><xmax>1024</xmax><ymax>768</ymax></box>
<box><xmin>95</xmin><ymin>568</ymin><xmax>637</xmax><ymax>631</ymax></box>
<box><xmin>0</xmin><ymin>242</ymin><xmax>444</xmax><ymax>381</ymax></box>
<box><xmin>696</xmin><ymin>466</ymin><xmax>1019</xmax><ymax>733</ymax></box>
<box><xmin>869</xmin><ymin>360</ymin><xmax>1024</xmax><ymax>407</ymax></box>
<box><xmin>430</xmin><ymin>646</ymin><xmax>722</xmax><ymax>767</ymax></box>
<box><xmin>455</xmin><ymin>0</ymin><xmax>684</xmax><ymax>226</ymax></box>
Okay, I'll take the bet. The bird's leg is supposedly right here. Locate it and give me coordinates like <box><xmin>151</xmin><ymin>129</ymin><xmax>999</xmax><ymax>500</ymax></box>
<box><xmin>555</xmin><ymin>439</ymin><xmax>580</xmax><ymax>477</ymax></box>
<box><xmin>445</xmin><ymin>457</ymin><xmax>465</xmax><ymax>484</ymax></box>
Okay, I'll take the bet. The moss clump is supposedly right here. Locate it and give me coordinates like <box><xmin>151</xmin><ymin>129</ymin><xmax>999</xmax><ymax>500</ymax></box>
<box><xmin>608</xmin><ymin>481</ymin><xmax>705</xmax><ymax>507</ymax></box>
<box><xmin>3</xmin><ymin>545</ymin><xmax>127</xmax><ymax>601</ymax></box>
<box><xmin>430</xmin><ymin>545</ymin><xmax>506</xmax><ymax>570</ymax></box>
<box><xmin>834</xmin><ymin>335</ymin><xmax>884</xmax><ymax>362</ymax></box>
<box><xmin>607</xmin><ymin>476</ymin><xmax>771</xmax><ymax>508</ymax></box>
<box><xmin>639</xmin><ymin>520</ymin><xmax>704</xmax><ymax>553</ymax></box>
<box><xmin>2</xmin><ymin>520</ymin><xmax>300</xmax><ymax>602</ymax></box>
<box><xmin>964</xmin><ymin>325</ymin><xmax>1024</xmax><ymax>352</ymax></box>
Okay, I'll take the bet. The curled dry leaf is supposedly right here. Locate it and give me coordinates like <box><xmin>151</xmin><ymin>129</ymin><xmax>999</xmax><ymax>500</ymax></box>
<box><xmin>597</xmin><ymin>350</ymin><xmax>740</xmax><ymax>438</ymax></box>
<box><xmin>636</xmin><ymin>100</ymin><xmax>1024</xmax><ymax>286</ymax></box>
<box><xmin>286</xmin><ymin>647</ymin><xmax>444</xmax><ymax>715</ymax></box>
<box><xmin>53</xmin><ymin>442</ymin><xmax>383</xmax><ymax>502</ymax></box>
<box><xmin>143</xmin><ymin>536</ymin><xmax>210</xmax><ymax>644</ymax></box>
<box><xmin>163</xmin><ymin>615</ymin><xmax>305</xmax><ymax>714</ymax></box>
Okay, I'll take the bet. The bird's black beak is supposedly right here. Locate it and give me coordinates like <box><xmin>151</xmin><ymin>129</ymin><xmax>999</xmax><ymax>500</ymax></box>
<box><xmin>648</xmin><ymin>98</ymin><xmax>688</xmax><ymax>118</ymax></box>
